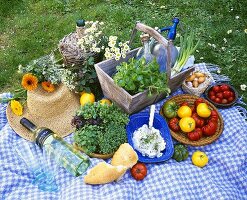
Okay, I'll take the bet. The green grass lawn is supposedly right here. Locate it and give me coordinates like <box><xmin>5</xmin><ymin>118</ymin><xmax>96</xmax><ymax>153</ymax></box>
<box><xmin>0</xmin><ymin>0</ymin><xmax>246</xmax><ymax>105</ymax></box>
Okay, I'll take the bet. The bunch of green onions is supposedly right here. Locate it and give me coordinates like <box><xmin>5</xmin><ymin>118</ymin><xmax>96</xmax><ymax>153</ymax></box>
<box><xmin>171</xmin><ymin>31</ymin><xmax>200</xmax><ymax>76</ymax></box>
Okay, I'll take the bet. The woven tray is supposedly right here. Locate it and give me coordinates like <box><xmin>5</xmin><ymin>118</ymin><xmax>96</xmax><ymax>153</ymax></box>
<box><xmin>160</xmin><ymin>94</ymin><xmax>224</xmax><ymax>146</ymax></box>
<box><xmin>73</xmin><ymin>143</ymin><xmax>114</xmax><ymax>159</ymax></box>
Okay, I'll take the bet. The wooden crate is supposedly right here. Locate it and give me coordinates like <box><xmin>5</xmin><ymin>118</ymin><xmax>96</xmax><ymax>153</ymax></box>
<box><xmin>94</xmin><ymin>23</ymin><xmax>194</xmax><ymax>114</ymax></box>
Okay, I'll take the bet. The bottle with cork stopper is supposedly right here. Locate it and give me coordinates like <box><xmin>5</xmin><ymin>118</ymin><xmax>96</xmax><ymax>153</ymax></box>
<box><xmin>76</xmin><ymin>19</ymin><xmax>86</xmax><ymax>38</ymax></box>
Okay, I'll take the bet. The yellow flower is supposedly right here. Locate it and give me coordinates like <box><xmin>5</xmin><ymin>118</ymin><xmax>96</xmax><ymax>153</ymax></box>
<box><xmin>21</xmin><ymin>73</ymin><xmax>38</xmax><ymax>91</ymax></box>
<box><xmin>41</xmin><ymin>81</ymin><xmax>55</xmax><ymax>93</ymax></box>
<box><xmin>244</xmin><ymin>29</ymin><xmax>247</xmax><ymax>34</ymax></box>
<box><xmin>10</xmin><ymin>100</ymin><xmax>23</xmax><ymax>116</ymax></box>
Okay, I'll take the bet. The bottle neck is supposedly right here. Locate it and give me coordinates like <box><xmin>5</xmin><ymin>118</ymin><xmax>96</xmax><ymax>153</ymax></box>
<box><xmin>20</xmin><ymin>118</ymin><xmax>53</xmax><ymax>148</ymax></box>
<box><xmin>20</xmin><ymin>118</ymin><xmax>37</xmax><ymax>133</ymax></box>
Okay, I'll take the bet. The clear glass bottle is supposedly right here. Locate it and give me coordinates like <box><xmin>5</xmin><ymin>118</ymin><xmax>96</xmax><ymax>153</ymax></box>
<box><xmin>20</xmin><ymin>117</ymin><xmax>90</xmax><ymax>177</ymax></box>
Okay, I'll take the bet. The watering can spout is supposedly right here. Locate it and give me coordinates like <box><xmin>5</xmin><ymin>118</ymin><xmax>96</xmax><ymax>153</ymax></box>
<box><xmin>160</xmin><ymin>17</ymin><xmax>179</xmax><ymax>41</ymax></box>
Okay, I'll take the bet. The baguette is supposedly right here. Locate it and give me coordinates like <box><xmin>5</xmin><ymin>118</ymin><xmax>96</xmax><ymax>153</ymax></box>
<box><xmin>84</xmin><ymin>162</ymin><xmax>127</xmax><ymax>185</ymax></box>
<box><xmin>111</xmin><ymin>143</ymin><xmax>138</xmax><ymax>168</ymax></box>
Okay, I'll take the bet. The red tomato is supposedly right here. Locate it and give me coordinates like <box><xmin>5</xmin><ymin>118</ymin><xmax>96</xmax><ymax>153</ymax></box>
<box><xmin>229</xmin><ymin>91</ymin><xmax>235</xmax><ymax>97</ymax></box>
<box><xmin>215</xmin><ymin>98</ymin><xmax>221</xmax><ymax>103</ymax></box>
<box><xmin>192</xmin><ymin>113</ymin><xmax>205</xmax><ymax>128</ymax></box>
<box><xmin>216</xmin><ymin>92</ymin><xmax>223</xmax><ymax>99</ymax></box>
<box><xmin>188</xmin><ymin>128</ymin><xmax>202</xmax><ymax>141</ymax></box>
<box><xmin>223</xmin><ymin>91</ymin><xmax>231</xmax><ymax>98</ymax></box>
<box><xmin>222</xmin><ymin>99</ymin><xmax>228</xmax><ymax>104</ymax></box>
<box><xmin>190</xmin><ymin>105</ymin><xmax>196</xmax><ymax>113</ymax></box>
<box><xmin>194</xmin><ymin>98</ymin><xmax>205</xmax><ymax>107</ymax></box>
<box><xmin>209</xmin><ymin>90</ymin><xmax>215</xmax><ymax>97</ymax></box>
<box><xmin>209</xmin><ymin>110</ymin><xmax>218</xmax><ymax>123</ymax></box>
<box><xmin>202</xmin><ymin>121</ymin><xmax>217</xmax><ymax>136</ymax></box>
<box><xmin>131</xmin><ymin>163</ymin><xmax>147</xmax><ymax>181</ymax></box>
<box><xmin>220</xmin><ymin>84</ymin><xmax>230</xmax><ymax>91</ymax></box>
<box><xmin>210</xmin><ymin>95</ymin><xmax>216</xmax><ymax>101</ymax></box>
<box><xmin>168</xmin><ymin>118</ymin><xmax>181</xmax><ymax>132</ymax></box>
<box><xmin>228</xmin><ymin>96</ymin><xmax>234</xmax><ymax>102</ymax></box>
<box><xmin>212</xmin><ymin>85</ymin><xmax>220</xmax><ymax>93</ymax></box>
<box><xmin>180</xmin><ymin>101</ymin><xmax>189</xmax><ymax>107</ymax></box>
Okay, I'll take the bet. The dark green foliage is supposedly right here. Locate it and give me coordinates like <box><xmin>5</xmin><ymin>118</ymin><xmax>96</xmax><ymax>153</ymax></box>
<box><xmin>113</xmin><ymin>58</ymin><xmax>170</xmax><ymax>96</ymax></box>
<box><xmin>74</xmin><ymin>124</ymin><xmax>102</xmax><ymax>154</ymax></box>
<box><xmin>98</xmin><ymin>122</ymin><xmax>127</xmax><ymax>154</ymax></box>
<box><xmin>73</xmin><ymin>103</ymin><xmax>129</xmax><ymax>154</ymax></box>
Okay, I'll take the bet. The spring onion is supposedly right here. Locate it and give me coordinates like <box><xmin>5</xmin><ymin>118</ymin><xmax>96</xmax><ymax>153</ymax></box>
<box><xmin>171</xmin><ymin>31</ymin><xmax>200</xmax><ymax>76</ymax></box>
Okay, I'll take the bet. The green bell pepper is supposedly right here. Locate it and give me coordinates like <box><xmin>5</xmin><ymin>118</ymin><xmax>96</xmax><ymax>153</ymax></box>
<box><xmin>172</xmin><ymin>144</ymin><xmax>189</xmax><ymax>162</ymax></box>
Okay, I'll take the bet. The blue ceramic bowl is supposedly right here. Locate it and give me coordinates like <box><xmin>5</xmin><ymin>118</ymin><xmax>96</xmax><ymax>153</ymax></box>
<box><xmin>126</xmin><ymin>113</ymin><xmax>174</xmax><ymax>163</ymax></box>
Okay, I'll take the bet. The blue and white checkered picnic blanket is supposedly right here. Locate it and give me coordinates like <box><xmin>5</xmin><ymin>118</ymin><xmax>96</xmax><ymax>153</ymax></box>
<box><xmin>0</xmin><ymin>63</ymin><xmax>246</xmax><ymax>200</ymax></box>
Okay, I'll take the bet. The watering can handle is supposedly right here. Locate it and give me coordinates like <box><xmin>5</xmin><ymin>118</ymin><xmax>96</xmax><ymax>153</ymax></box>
<box><xmin>129</xmin><ymin>22</ymin><xmax>172</xmax><ymax>80</ymax></box>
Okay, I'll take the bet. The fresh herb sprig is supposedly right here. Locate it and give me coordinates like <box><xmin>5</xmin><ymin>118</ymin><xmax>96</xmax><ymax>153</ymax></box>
<box><xmin>113</xmin><ymin>58</ymin><xmax>170</xmax><ymax>96</ymax></box>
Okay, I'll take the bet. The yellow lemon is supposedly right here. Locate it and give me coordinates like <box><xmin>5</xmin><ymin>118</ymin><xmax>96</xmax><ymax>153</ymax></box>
<box><xmin>197</xmin><ymin>103</ymin><xmax>211</xmax><ymax>118</ymax></box>
<box><xmin>80</xmin><ymin>92</ymin><xmax>95</xmax><ymax>106</ymax></box>
<box><xmin>177</xmin><ymin>106</ymin><xmax>192</xmax><ymax>118</ymax></box>
<box><xmin>80</xmin><ymin>91</ymin><xmax>86</xmax><ymax>95</ymax></box>
<box><xmin>100</xmin><ymin>98</ymin><xmax>112</xmax><ymax>105</ymax></box>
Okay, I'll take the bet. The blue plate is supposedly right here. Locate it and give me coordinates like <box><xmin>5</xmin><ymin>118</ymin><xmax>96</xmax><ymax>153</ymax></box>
<box><xmin>126</xmin><ymin>113</ymin><xmax>174</xmax><ymax>163</ymax></box>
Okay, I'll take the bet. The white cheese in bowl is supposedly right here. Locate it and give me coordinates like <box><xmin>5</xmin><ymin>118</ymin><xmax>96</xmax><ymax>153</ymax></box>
<box><xmin>132</xmin><ymin>124</ymin><xmax>166</xmax><ymax>158</ymax></box>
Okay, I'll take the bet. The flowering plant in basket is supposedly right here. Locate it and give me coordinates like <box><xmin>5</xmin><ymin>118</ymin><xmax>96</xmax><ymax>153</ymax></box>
<box><xmin>77</xmin><ymin>21</ymin><xmax>130</xmax><ymax>61</ymax></box>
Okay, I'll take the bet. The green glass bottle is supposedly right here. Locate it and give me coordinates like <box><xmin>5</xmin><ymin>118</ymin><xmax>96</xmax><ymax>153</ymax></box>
<box><xmin>76</xmin><ymin>19</ymin><xmax>86</xmax><ymax>38</ymax></box>
<box><xmin>20</xmin><ymin>117</ymin><xmax>90</xmax><ymax>177</ymax></box>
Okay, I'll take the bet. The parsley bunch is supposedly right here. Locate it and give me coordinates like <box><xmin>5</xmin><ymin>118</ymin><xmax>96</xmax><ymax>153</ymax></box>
<box><xmin>113</xmin><ymin>58</ymin><xmax>170</xmax><ymax>96</ymax></box>
<box><xmin>73</xmin><ymin>103</ymin><xmax>129</xmax><ymax>154</ymax></box>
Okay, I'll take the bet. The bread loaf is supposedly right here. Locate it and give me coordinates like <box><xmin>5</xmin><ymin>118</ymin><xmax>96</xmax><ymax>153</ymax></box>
<box><xmin>111</xmin><ymin>143</ymin><xmax>138</xmax><ymax>168</ymax></box>
<box><xmin>84</xmin><ymin>162</ymin><xmax>127</xmax><ymax>185</ymax></box>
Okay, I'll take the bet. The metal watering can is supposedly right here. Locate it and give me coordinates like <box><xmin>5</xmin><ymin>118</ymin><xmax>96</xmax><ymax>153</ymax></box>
<box><xmin>135</xmin><ymin>18</ymin><xmax>180</xmax><ymax>72</ymax></box>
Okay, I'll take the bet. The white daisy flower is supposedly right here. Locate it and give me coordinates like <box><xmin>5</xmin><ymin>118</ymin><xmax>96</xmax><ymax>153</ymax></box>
<box><xmin>240</xmin><ymin>84</ymin><xmax>247</xmax><ymax>91</ymax></box>
<box><xmin>227</xmin><ymin>30</ymin><xmax>232</xmax><ymax>34</ymax></box>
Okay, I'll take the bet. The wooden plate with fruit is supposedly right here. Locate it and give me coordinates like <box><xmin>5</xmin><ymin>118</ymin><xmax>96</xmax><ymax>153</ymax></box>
<box><xmin>160</xmin><ymin>94</ymin><xmax>224</xmax><ymax>146</ymax></box>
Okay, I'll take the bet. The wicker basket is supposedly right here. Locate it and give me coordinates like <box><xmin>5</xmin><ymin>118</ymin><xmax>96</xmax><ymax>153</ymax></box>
<box><xmin>95</xmin><ymin>22</ymin><xmax>194</xmax><ymax>114</ymax></box>
<box><xmin>160</xmin><ymin>94</ymin><xmax>224</xmax><ymax>146</ymax></box>
<box><xmin>182</xmin><ymin>70</ymin><xmax>212</xmax><ymax>96</ymax></box>
<box><xmin>58</xmin><ymin>32</ymin><xmax>99</xmax><ymax>66</ymax></box>
<box><xmin>73</xmin><ymin>143</ymin><xmax>114</xmax><ymax>159</ymax></box>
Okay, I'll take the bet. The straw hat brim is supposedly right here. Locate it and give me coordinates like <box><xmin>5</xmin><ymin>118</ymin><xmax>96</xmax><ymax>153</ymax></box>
<box><xmin>6</xmin><ymin>85</ymin><xmax>80</xmax><ymax>141</ymax></box>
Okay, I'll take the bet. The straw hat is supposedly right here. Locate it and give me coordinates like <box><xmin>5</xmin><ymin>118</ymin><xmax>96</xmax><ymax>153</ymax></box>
<box><xmin>6</xmin><ymin>84</ymin><xmax>80</xmax><ymax>141</ymax></box>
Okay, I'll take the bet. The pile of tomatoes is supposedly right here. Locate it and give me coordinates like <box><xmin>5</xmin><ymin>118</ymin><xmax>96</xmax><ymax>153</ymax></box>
<box><xmin>162</xmin><ymin>98</ymin><xmax>219</xmax><ymax>141</ymax></box>
<box><xmin>208</xmin><ymin>84</ymin><xmax>235</xmax><ymax>104</ymax></box>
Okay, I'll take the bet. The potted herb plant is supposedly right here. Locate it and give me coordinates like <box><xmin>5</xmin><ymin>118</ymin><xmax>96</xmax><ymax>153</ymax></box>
<box><xmin>72</xmin><ymin>102</ymin><xmax>129</xmax><ymax>159</ymax></box>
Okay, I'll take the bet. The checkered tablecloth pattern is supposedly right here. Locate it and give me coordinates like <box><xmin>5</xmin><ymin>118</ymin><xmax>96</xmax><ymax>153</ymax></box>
<box><xmin>0</xmin><ymin>63</ymin><xmax>247</xmax><ymax>200</ymax></box>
